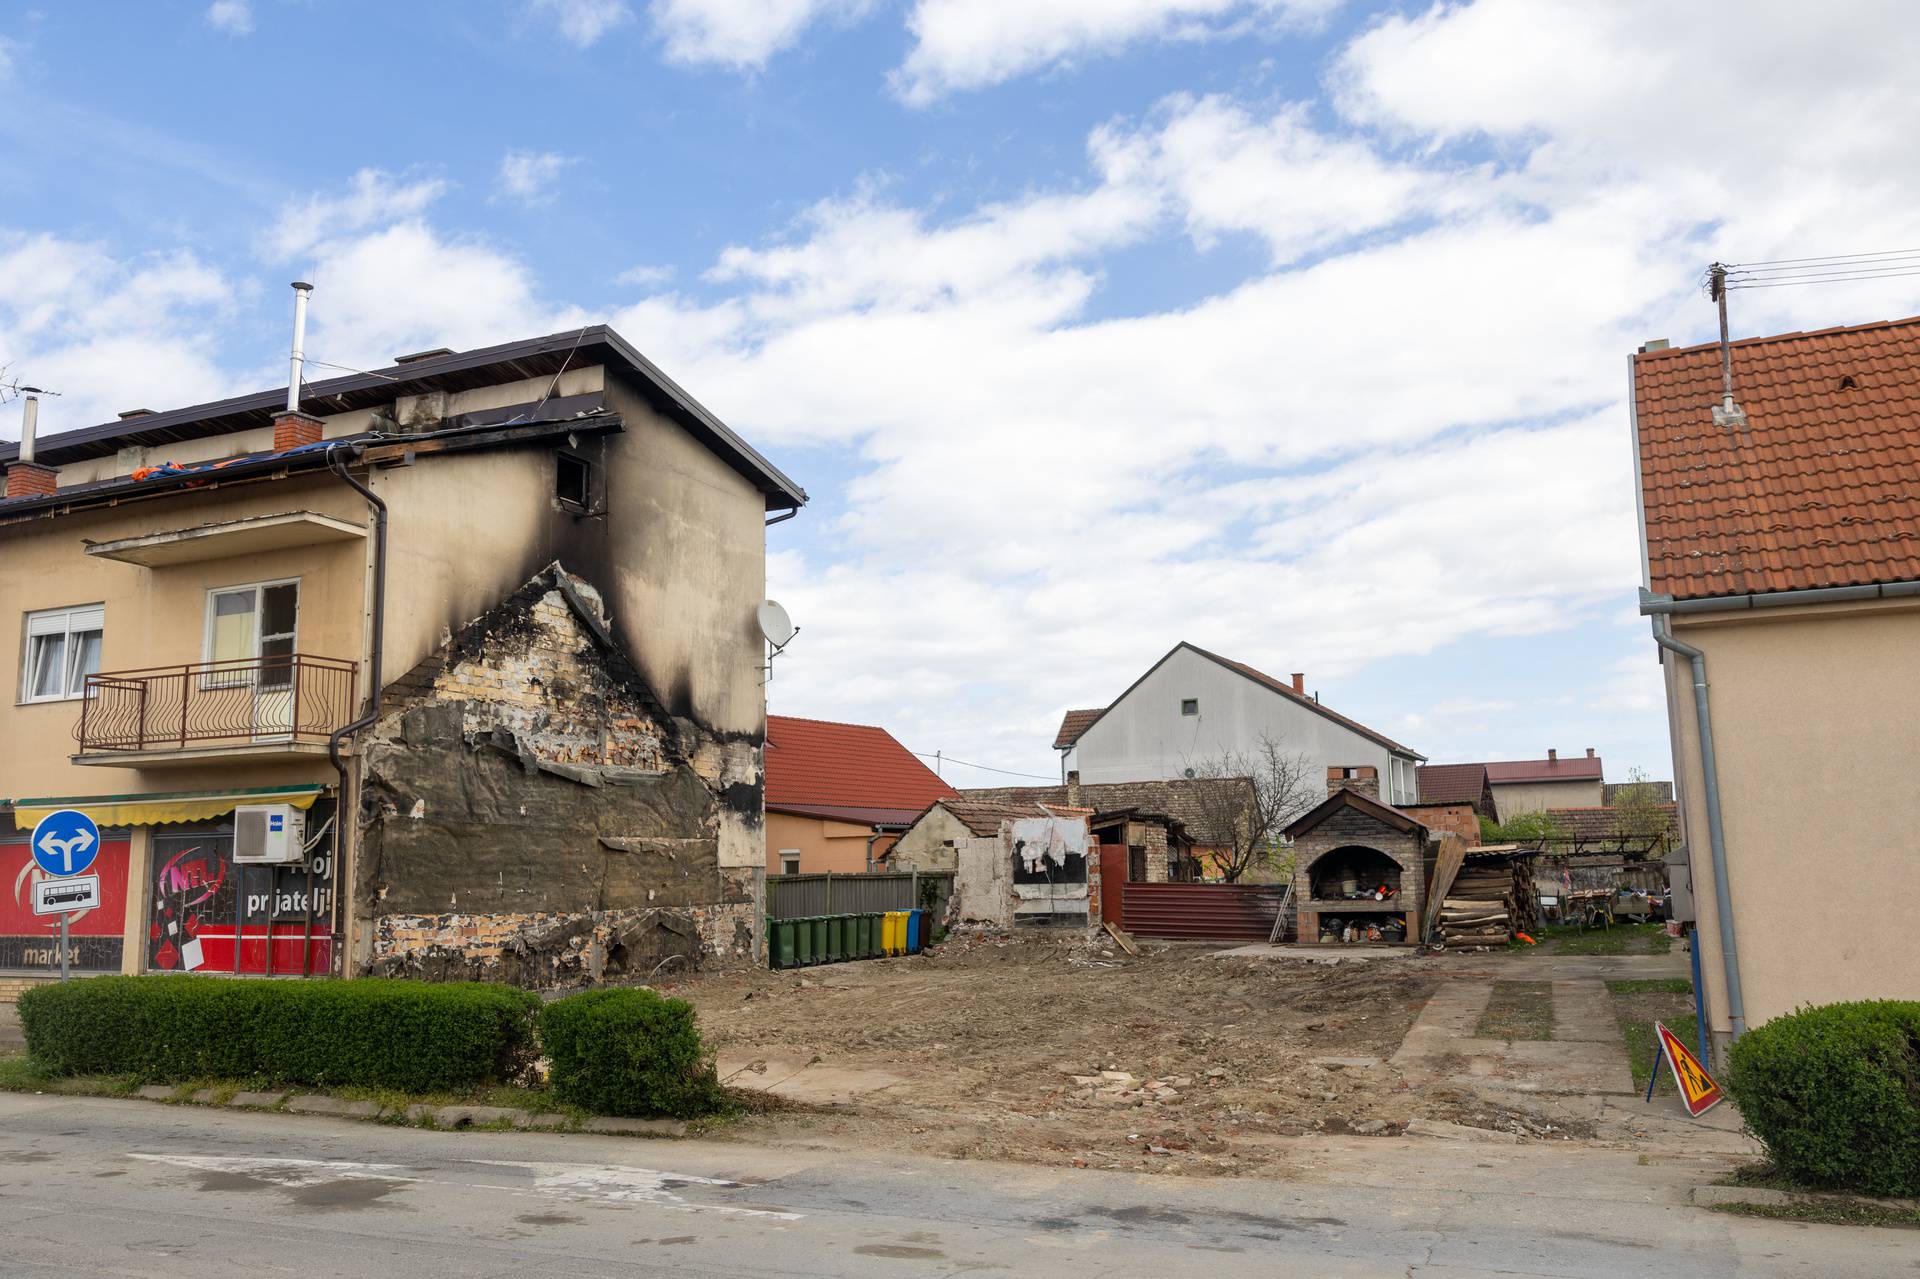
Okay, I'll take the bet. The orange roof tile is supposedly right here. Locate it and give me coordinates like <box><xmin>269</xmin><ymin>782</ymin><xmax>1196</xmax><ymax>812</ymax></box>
<box><xmin>1634</xmin><ymin>316</ymin><xmax>1920</xmax><ymax>600</ymax></box>
<box><xmin>765</xmin><ymin>715</ymin><xmax>957</xmax><ymax>811</ymax></box>
<box><xmin>1053</xmin><ymin>708</ymin><xmax>1104</xmax><ymax>750</ymax></box>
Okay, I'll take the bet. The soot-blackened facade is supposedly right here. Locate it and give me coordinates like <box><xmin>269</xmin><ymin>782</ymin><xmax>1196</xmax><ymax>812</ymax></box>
<box><xmin>357</xmin><ymin>564</ymin><xmax>758</xmax><ymax>985</ymax></box>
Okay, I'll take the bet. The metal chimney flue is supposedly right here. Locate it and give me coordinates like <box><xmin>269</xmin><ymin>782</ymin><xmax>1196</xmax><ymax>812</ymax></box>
<box><xmin>18</xmin><ymin>389</ymin><xmax>40</xmax><ymax>464</ymax></box>
<box><xmin>287</xmin><ymin>281</ymin><xmax>314</xmax><ymax>413</ymax></box>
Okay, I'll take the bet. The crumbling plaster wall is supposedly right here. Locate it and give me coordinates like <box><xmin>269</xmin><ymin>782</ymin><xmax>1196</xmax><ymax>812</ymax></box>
<box><xmin>355</xmin><ymin>565</ymin><xmax>758</xmax><ymax>986</ymax></box>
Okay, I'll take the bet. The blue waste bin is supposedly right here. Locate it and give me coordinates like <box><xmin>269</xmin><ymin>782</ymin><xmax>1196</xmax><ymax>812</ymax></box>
<box><xmin>906</xmin><ymin>908</ymin><xmax>923</xmax><ymax>954</ymax></box>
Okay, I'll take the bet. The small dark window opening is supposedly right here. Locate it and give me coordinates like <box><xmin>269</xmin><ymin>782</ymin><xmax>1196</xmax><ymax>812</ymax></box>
<box><xmin>556</xmin><ymin>453</ymin><xmax>591</xmax><ymax>510</ymax></box>
<box><xmin>1180</xmin><ymin>698</ymin><xmax>1199</xmax><ymax>716</ymax></box>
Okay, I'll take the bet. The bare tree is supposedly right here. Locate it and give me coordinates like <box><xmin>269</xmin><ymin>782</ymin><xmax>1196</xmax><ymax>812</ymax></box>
<box><xmin>1186</xmin><ymin>734</ymin><xmax>1319</xmax><ymax>882</ymax></box>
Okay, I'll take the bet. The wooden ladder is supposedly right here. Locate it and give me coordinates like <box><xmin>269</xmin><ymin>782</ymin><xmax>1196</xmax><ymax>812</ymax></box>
<box><xmin>1267</xmin><ymin>880</ymin><xmax>1296</xmax><ymax>944</ymax></box>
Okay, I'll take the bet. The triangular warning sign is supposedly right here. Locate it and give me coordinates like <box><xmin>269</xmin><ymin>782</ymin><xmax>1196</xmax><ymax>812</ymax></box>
<box><xmin>1655</xmin><ymin>1020</ymin><xmax>1722</xmax><ymax>1116</ymax></box>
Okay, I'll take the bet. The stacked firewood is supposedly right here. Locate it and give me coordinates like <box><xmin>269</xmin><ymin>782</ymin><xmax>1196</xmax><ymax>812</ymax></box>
<box><xmin>1436</xmin><ymin>857</ymin><xmax>1540</xmax><ymax>947</ymax></box>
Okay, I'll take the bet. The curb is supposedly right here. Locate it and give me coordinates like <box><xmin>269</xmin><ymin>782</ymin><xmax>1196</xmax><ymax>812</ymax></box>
<box><xmin>124</xmin><ymin>1083</ymin><xmax>685</xmax><ymax>1137</ymax></box>
<box><xmin>1693</xmin><ymin>1184</ymin><xmax>1920</xmax><ymax>1212</ymax></box>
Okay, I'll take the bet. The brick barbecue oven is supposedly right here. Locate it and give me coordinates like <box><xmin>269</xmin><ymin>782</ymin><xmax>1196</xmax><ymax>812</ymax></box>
<box><xmin>1282</xmin><ymin>787</ymin><xmax>1431</xmax><ymax>946</ymax></box>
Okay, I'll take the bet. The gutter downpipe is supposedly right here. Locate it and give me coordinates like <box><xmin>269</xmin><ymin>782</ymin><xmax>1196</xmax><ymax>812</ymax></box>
<box><xmin>326</xmin><ymin>442</ymin><xmax>388</xmax><ymax>977</ymax></box>
<box><xmin>1647</xmin><ymin>608</ymin><xmax>1747</xmax><ymax>1042</ymax></box>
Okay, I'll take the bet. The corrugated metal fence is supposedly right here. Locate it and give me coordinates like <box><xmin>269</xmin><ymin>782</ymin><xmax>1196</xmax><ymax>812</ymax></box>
<box><xmin>767</xmin><ymin>872</ymin><xmax>953</xmax><ymax>920</ymax></box>
<box><xmin>1121</xmin><ymin>882</ymin><xmax>1290</xmax><ymax>942</ymax></box>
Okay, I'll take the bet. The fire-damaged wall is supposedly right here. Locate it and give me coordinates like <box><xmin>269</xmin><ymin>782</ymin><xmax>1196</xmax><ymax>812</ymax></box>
<box><xmin>354</xmin><ymin>563</ymin><xmax>760</xmax><ymax>986</ymax></box>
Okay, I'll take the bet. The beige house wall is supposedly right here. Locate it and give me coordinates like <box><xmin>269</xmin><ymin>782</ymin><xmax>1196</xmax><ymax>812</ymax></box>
<box><xmin>765</xmin><ymin>810</ymin><xmax>895</xmax><ymax>874</ymax></box>
<box><xmin>0</xmin><ymin>471</ymin><xmax>369</xmax><ymax>803</ymax></box>
<box><xmin>889</xmin><ymin>806</ymin><xmax>972</xmax><ymax>873</ymax></box>
<box><xmin>1490</xmin><ymin>777</ymin><xmax>1602</xmax><ymax>821</ymax></box>
<box><xmin>1663</xmin><ymin>595</ymin><xmax>1920</xmax><ymax>1055</ymax></box>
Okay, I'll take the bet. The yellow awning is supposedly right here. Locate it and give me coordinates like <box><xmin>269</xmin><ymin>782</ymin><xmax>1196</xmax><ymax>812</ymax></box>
<box><xmin>10</xmin><ymin>785</ymin><xmax>325</xmax><ymax>828</ymax></box>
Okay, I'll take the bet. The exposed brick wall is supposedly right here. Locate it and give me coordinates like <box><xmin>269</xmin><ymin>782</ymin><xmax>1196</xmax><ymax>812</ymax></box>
<box><xmin>0</xmin><ymin>976</ymin><xmax>52</xmax><ymax>1003</ymax></box>
<box><xmin>359</xmin><ymin>565</ymin><xmax>762</xmax><ymax>986</ymax></box>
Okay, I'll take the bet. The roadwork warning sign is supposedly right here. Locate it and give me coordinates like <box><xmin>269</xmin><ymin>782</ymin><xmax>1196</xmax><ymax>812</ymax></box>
<box><xmin>1655</xmin><ymin>1020</ymin><xmax>1723</xmax><ymax>1116</ymax></box>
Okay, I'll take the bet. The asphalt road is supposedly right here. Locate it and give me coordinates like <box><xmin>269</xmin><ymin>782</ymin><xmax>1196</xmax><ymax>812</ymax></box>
<box><xmin>0</xmin><ymin>1092</ymin><xmax>1909</xmax><ymax>1278</ymax></box>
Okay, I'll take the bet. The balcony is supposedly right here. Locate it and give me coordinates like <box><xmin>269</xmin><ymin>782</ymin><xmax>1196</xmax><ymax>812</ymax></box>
<box><xmin>73</xmin><ymin>655</ymin><xmax>359</xmax><ymax>767</ymax></box>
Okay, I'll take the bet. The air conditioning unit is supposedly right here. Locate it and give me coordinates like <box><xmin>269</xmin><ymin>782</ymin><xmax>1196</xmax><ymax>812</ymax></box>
<box><xmin>234</xmin><ymin>804</ymin><xmax>306</xmax><ymax>865</ymax></box>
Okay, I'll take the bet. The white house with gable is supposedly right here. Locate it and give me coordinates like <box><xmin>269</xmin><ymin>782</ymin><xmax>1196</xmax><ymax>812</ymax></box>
<box><xmin>1054</xmin><ymin>642</ymin><xmax>1425</xmax><ymax>806</ymax></box>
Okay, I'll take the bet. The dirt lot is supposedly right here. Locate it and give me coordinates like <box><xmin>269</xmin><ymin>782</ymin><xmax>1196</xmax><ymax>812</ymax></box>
<box><xmin>661</xmin><ymin>932</ymin><xmax>1579</xmax><ymax>1178</ymax></box>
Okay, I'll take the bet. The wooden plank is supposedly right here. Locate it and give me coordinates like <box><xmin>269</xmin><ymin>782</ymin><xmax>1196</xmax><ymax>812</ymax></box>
<box><xmin>1103</xmin><ymin>921</ymin><xmax>1140</xmax><ymax>956</ymax></box>
<box><xmin>1424</xmin><ymin>842</ymin><xmax>1468</xmax><ymax>939</ymax></box>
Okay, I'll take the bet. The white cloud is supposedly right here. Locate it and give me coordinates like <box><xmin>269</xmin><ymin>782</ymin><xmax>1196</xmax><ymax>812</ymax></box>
<box><xmin>205</xmin><ymin>0</ymin><xmax>254</xmax><ymax>35</ymax></box>
<box><xmin>529</xmin><ymin>0</ymin><xmax>634</xmax><ymax>47</ymax></box>
<box><xmin>651</xmin><ymin>0</ymin><xmax>874</xmax><ymax>67</ymax></box>
<box><xmin>892</xmin><ymin>0</ymin><xmax>1336</xmax><ymax>105</ymax></box>
<box><xmin>495</xmin><ymin>150</ymin><xmax>577</xmax><ymax>205</ymax></box>
<box><xmin>0</xmin><ymin>36</ymin><xmax>18</xmax><ymax>79</ymax></box>
<box><xmin>616</xmin><ymin>263</ymin><xmax>676</xmax><ymax>288</ymax></box>
<box><xmin>266</xmin><ymin>168</ymin><xmax>449</xmax><ymax>259</ymax></box>
<box><xmin>261</xmin><ymin>174</ymin><xmax>576</xmax><ymax>371</ymax></box>
<box><xmin>0</xmin><ymin>233</ymin><xmax>236</xmax><ymax>438</ymax></box>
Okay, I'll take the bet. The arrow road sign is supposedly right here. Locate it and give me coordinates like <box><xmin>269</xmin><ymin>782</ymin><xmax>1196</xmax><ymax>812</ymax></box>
<box><xmin>32</xmin><ymin>875</ymin><xmax>101</xmax><ymax>917</ymax></box>
<box><xmin>30</xmin><ymin>809</ymin><xmax>100</xmax><ymax>878</ymax></box>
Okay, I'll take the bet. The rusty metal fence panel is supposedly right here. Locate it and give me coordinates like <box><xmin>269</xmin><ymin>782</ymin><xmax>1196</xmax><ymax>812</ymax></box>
<box><xmin>767</xmin><ymin>872</ymin><xmax>953</xmax><ymax>919</ymax></box>
<box><xmin>1120</xmin><ymin>882</ymin><xmax>1289</xmax><ymax>942</ymax></box>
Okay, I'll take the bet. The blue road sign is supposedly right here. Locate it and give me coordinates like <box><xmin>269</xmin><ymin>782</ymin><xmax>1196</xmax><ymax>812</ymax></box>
<box><xmin>30</xmin><ymin>809</ymin><xmax>101</xmax><ymax>878</ymax></box>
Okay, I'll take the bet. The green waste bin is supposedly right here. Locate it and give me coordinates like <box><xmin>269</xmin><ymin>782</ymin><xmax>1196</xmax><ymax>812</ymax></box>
<box><xmin>864</xmin><ymin>912</ymin><xmax>883</xmax><ymax>958</ymax></box>
<box><xmin>772</xmin><ymin>917</ymin><xmax>796</xmax><ymax>969</ymax></box>
<box><xmin>811</xmin><ymin>916</ymin><xmax>829</xmax><ymax>965</ymax></box>
<box><xmin>826</xmin><ymin>915</ymin><xmax>845</xmax><ymax>964</ymax></box>
<box><xmin>794</xmin><ymin>916</ymin><xmax>816</xmax><ymax>966</ymax></box>
<box><xmin>850</xmin><ymin>913</ymin><xmax>870</xmax><ymax>957</ymax></box>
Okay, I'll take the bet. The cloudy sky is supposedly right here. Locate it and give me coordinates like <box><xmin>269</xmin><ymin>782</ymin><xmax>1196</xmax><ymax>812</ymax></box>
<box><xmin>4</xmin><ymin>1</ymin><xmax>1919</xmax><ymax>787</ymax></box>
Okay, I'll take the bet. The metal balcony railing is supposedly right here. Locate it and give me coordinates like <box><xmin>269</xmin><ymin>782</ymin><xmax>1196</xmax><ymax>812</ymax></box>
<box><xmin>75</xmin><ymin>655</ymin><xmax>359</xmax><ymax>755</ymax></box>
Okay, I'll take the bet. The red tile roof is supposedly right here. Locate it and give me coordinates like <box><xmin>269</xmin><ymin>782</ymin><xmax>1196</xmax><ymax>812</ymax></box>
<box><xmin>1053</xmin><ymin>708</ymin><xmax>1104</xmax><ymax>750</ymax></box>
<box><xmin>1546</xmin><ymin>804</ymin><xmax>1679</xmax><ymax>841</ymax></box>
<box><xmin>1415</xmin><ymin>763</ymin><xmax>1492</xmax><ymax>806</ymax></box>
<box><xmin>929</xmin><ymin>797</ymin><xmax>1095</xmax><ymax>837</ymax></box>
<box><xmin>1485</xmin><ymin>756</ymin><xmax>1603</xmax><ymax>784</ymax></box>
<box><xmin>1634</xmin><ymin>316</ymin><xmax>1920</xmax><ymax>601</ymax></box>
<box><xmin>765</xmin><ymin>715</ymin><xmax>957</xmax><ymax>811</ymax></box>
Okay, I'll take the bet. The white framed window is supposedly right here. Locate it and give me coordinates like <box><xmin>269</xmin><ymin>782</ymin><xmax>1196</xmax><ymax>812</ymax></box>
<box><xmin>204</xmin><ymin>579</ymin><xmax>299</xmax><ymax>687</ymax></box>
<box><xmin>21</xmin><ymin>604</ymin><xmax>104</xmax><ymax>702</ymax></box>
<box><xmin>779</xmin><ymin>851</ymin><xmax>801</xmax><ymax>875</ymax></box>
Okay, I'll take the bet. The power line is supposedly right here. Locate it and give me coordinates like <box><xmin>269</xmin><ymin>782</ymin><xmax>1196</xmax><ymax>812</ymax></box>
<box><xmin>909</xmin><ymin>750</ymin><xmax>1055</xmax><ymax>781</ymax></box>
<box><xmin>1729</xmin><ymin>247</ymin><xmax>1920</xmax><ymax>268</ymax></box>
<box><xmin>1727</xmin><ymin>265</ymin><xmax>1920</xmax><ymax>290</ymax></box>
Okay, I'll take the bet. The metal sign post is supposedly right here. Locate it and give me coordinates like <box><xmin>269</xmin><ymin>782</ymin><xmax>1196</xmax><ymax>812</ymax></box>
<box><xmin>29</xmin><ymin>809</ymin><xmax>102</xmax><ymax>983</ymax></box>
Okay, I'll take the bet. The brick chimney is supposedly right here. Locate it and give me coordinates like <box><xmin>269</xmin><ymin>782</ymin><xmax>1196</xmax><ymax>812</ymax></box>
<box><xmin>1326</xmin><ymin>765</ymin><xmax>1379</xmax><ymax>799</ymax></box>
<box><xmin>1548</xmin><ymin>748</ymin><xmax>1558</xmax><ymax>763</ymax></box>
<box><xmin>273</xmin><ymin>409</ymin><xmax>323</xmax><ymax>452</ymax></box>
<box><xmin>5</xmin><ymin>461</ymin><xmax>55</xmax><ymax>498</ymax></box>
<box><xmin>1585</xmin><ymin>747</ymin><xmax>1595</xmax><ymax>759</ymax></box>
<box><xmin>1291</xmin><ymin>672</ymin><xmax>1305</xmax><ymax>694</ymax></box>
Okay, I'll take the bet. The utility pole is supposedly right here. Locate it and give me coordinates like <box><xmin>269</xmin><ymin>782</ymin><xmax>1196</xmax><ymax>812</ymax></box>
<box><xmin>1707</xmin><ymin>263</ymin><xmax>1746</xmax><ymax>427</ymax></box>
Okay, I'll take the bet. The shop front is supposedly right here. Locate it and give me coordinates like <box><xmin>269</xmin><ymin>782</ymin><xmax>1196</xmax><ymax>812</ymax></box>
<box><xmin>1</xmin><ymin>785</ymin><xmax>340</xmax><ymax>981</ymax></box>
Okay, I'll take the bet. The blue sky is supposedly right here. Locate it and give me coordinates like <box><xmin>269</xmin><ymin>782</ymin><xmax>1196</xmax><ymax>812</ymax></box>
<box><xmin>6</xmin><ymin>0</ymin><xmax>1919</xmax><ymax>788</ymax></box>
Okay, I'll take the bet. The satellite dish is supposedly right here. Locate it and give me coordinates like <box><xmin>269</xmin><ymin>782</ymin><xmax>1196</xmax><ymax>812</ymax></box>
<box><xmin>756</xmin><ymin>599</ymin><xmax>796</xmax><ymax>648</ymax></box>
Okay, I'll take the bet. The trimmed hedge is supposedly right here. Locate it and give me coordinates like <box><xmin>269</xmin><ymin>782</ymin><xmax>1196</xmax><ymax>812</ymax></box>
<box><xmin>539</xmin><ymin>987</ymin><xmax>723</xmax><ymax>1119</ymax></box>
<box><xmin>1725</xmin><ymin>1000</ymin><xmax>1920</xmax><ymax>1197</ymax></box>
<box><xmin>16</xmin><ymin>975</ymin><xmax>540</xmax><ymax>1094</ymax></box>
